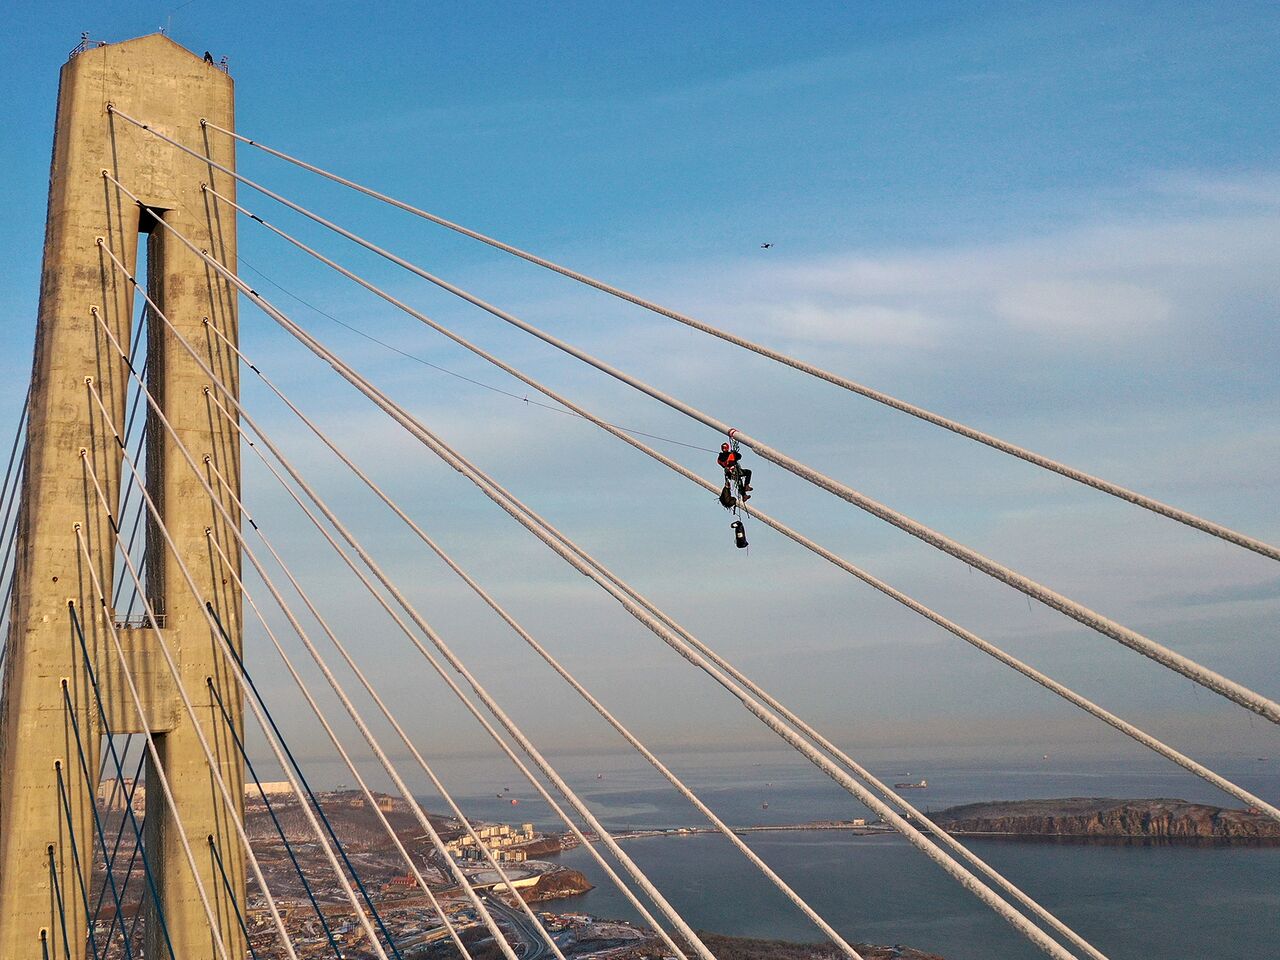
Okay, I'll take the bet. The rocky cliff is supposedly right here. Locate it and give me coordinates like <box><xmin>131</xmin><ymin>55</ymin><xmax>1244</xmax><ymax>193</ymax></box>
<box><xmin>932</xmin><ymin>797</ymin><xmax>1280</xmax><ymax>841</ymax></box>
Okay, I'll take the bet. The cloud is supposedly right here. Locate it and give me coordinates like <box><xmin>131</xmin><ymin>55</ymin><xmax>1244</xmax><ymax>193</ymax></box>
<box><xmin>993</xmin><ymin>279</ymin><xmax>1170</xmax><ymax>338</ymax></box>
<box><xmin>1167</xmin><ymin>577</ymin><xmax>1280</xmax><ymax>608</ymax></box>
<box><xmin>682</xmin><ymin>176</ymin><xmax>1280</xmax><ymax>358</ymax></box>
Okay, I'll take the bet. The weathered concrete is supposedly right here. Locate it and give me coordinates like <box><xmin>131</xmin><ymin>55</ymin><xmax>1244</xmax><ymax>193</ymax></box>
<box><xmin>0</xmin><ymin>35</ymin><xmax>244</xmax><ymax>959</ymax></box>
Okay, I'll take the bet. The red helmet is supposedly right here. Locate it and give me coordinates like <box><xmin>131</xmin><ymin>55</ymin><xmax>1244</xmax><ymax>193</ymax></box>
<box><xmin>721</xmin><ymin>443</ymin><xmax>730</xmax><ymax>452</ymax></box>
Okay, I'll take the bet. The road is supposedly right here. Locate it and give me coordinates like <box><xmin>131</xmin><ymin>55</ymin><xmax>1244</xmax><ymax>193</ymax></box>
<box><xmin>481</xmin><ymin>890</ymin><xmax>552</xmax><ymax>960</ymax></box>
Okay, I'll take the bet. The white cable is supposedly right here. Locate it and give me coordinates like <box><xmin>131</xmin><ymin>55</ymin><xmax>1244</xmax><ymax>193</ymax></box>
<box><xmin>91</xmin><ymin>248</ymin><xmax>525</xmax><ymax>960</ymax></box>
<box><xmin>198</xmin><ymin>118</ymin><xmax>1280</xmax><ymax>564</ymax></box>
<box><xmin>154</xmin><ymin>211</ymin><xmax>1093</xmax><ymax>960</ymax></box>
<box><xmin>178</xmin><ymin>171</ymin><xmax>1278</xmax><ymax>725</ymax></box>
<box><xmin>201</xmin><ymin>349</ymin><xmax>843</xmax><ymax>959</ymax></box>
<box><xmin>68</xmin><ymin>548</ymin><xmax>233</xmax><ymax>960</ymax></box>
<box><xmin>201</xmin><ymin>532</ymin><xmax>474</xmax><ymax>960</ymax></box>
<box><xmin>81</xmin><ymin>379</ymin><xmax>372</xmax><ymax>960</ymax></box>
<box><xmin>188</xmin><ymin>185</ymin><xmax>1279</xmax><ymax>821</ymax></box>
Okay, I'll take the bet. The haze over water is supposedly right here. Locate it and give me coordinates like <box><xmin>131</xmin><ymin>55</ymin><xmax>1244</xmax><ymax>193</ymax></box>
<box><xmin>433</xmin><ymin>748</ymin><xmax>1280</xmax><ymax>960</ymax></box>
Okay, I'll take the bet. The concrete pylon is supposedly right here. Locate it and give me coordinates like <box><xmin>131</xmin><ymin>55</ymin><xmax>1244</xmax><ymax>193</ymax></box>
<box><xmin>0</xmin><ymin>35</ymin><xmax>245</xmax><ymax>959</ymax></box>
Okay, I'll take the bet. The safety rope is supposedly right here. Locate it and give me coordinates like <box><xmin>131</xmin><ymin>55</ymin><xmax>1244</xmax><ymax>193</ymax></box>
<box><xmin>197</xmin><ymin>175</ymin><xmax>1278</xmax><ymax>724</ymax></box>
<box><xmin>69</xmin><ymin>604</ymin><xmax>177</xmax><ymax>960</ymax></box>
<box><xmin>198</xmin><ymin>118</ymin><xmax>1280</xmax><ymax>563</ymax></box>
<box><xmin>236</xmin><ymin>257</ymin><xmax>714</xmax><ymax>453</ymax></box>
<box><xmin>169</xmin><ymin>221</ymin><xmax>1092</xmax><ymax>960</ymax></box>
<box><xmin>207</xmin><ymin>837</ymin><xmax>262</xmax><ymax>960</ymax></box>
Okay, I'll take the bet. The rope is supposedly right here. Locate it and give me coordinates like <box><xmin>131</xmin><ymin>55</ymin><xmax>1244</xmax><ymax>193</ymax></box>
<box><xmin>207</xmin><ymin>837</ymin><xmax>262</xmax><ymax>960</ymax></box>
<box><xmin>204</xmin><ymin>669</ymin><xmax>379</xmax><ymax>960</ymax></box>
<box><xmin>192</xmin><ymin>178</ymin><xmax>1278</xmax><ymax>726</ymax></box>
<box><xmin>187</xmin><ymin>188</ymin><xmax>1277</xmax><ymax>821</ymax></box>
<box><xmin>79</xmin><ymin>369</ymin><xmax>380</xmax><ymax>960</ymax></box>
<box><xmin>60</xmin><ymin>682</ymin><xmax>134</xmax><ymax>959</ymax></box>
<box><xmin>199</xmin><ymin>118</ymin><xmax>1280</xmax><ymax>564</ymax></box>
<box><xmin>172</xmin><ymin>223</ymin><xmax>1091</xmax><ymax>960</ymax></box>
<box><xmin>91</xmin><ymin>242</ymin><xmax>514</xmax><ymax>960</ymax></box>
<box><xmin>201</xmin><ymin>318</ymin><xmax>861</xmax><ymax>958</ymax></box>
<box><xmin>68</xmin><ymin>604</ymin><xmax>178</xmax><ymax>960</ymax></box>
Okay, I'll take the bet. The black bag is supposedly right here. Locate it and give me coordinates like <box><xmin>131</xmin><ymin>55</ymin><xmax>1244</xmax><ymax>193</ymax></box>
<box><xmin>731</xmin><ymin>520</ymin><xmax>748</xmax><ymax>549</ymax></box>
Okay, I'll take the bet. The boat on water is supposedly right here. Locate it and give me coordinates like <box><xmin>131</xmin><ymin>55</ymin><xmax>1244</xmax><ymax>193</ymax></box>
<box><xmin>894</xmin><ymin>779</ymin><xmax>928</xmax><ymax>789</ymax></box>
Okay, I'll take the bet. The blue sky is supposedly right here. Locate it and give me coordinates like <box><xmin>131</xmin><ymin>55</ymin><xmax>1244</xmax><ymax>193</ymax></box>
<box><xmin>0</xmin><ymin>2</ymin><xmax>1277</xmax><ymax>794</ymax></box>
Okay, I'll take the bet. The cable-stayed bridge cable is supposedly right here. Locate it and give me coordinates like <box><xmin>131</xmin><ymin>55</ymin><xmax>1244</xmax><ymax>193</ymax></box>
<box><xmin>201</xmin><ymin>562</ymin><xmax>474</xmax><ymax>960</ymax></box>
<box><xmin>87</xmin><ymin>254</ymin><xmax>527</xmax><ymax>960</ymax></box>
<box><xmin>82</xmin><ymin>313</ymin><xmax>397</xmax><ymax>960</ymax></box>
<box><xmin>189</xmin><ymin>184</ymin><xmax>1275</xmax><ymax>824</ymax></box>
<box><xmin>185</xmin><ymin>176</ymin><xmax>1278</xmax><ymax>726</ymax></box>
<box><xmin>198</xmin><ymin>118</ymin><xmax>1280</xmax><ymax>564</ymax></box>
<box><xmin>162</xmin><ymin>214</ymin><xmax>1095</xmax><ymax>960</ymax></box>
<box><xmin>193</xmin><ymin>305</ymin><xmax>852</xmax><ymax>957</ymax></box>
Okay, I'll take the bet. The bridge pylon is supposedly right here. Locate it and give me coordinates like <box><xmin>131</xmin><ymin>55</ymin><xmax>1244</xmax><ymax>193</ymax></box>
<box><xmin>0</xmin><ymin>34</ymin><xmax>245</xmax><ymax>959</ymax></box>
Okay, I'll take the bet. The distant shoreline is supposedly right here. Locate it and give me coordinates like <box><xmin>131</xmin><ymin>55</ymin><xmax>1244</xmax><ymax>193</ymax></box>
<box><xmin>929</xmin><ymin>797</ymin><xmax>1280</xmax><ymax>843</ymax></box>
<box><xmin>565</xmin><ymin>798</ymin><xmax>1280</xmax><ymax>847</ymax></box>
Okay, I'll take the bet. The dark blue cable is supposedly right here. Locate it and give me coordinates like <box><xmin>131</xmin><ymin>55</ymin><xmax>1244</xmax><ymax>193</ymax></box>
<box><xmin>48</xmin><ymin>845</ymin><xmax>73</xmax><ymax>960</ymax></box>
<box><xmin>205</xmin><ymin>676</ymin><xmax>345</xmax><ymax>959</ymax></box>
<box><xmin>205</xmin><ymin>607</ymin><xmax>405</xmax><ymax>960</ymax></box>
<box><xmin>91</xmin><ymin>750</ymin><xmax>146</xmax><ymax>925</ymax></box>
<box><xmin>54</xmin><ymin>762</ymin><xmax>102</xmax><ymax>960</ymax></box>
<box><xmin>208</xmin><ymin>836</ymin><xmax>262</xmax><ymax>960</ymax></box>
<box><xmin>62</xmin><ymin>683</ymin><xmax>134</xmax><ymax>960</ymax></box>
<box><xmin>68</xmin><ymin>603</ymin><xmax>177</xmax><ymax>960</ymax></box>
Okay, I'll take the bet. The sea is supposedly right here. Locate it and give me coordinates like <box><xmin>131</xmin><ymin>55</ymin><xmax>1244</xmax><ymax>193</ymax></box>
<box><xmin>431</xmin><ymin>747</ymin><xmax>1280</xmax><ymax>960</ymax></box>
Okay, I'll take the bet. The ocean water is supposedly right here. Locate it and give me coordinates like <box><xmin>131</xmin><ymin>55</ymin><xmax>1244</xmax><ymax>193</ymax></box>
<box><xmin>439</xmin><ymin>749</ymin><xmax>1280</xmax><ymax>960</ymax></box>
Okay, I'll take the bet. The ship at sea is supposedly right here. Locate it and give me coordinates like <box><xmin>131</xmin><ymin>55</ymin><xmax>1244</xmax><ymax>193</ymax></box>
<box><xmin>894</xmin><ymin>778</ymin><xmax>928</xmax><ymax>789</ymax></box>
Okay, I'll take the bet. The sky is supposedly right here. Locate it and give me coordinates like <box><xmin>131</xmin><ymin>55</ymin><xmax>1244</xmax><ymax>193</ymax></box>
<box><xmin>0</xmin><ymin>2</ymin><xmax>1277</xmax><ymax>797</ymax></box>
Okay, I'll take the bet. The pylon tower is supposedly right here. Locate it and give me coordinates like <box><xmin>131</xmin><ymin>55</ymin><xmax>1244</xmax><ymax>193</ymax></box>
<box><xmin>0</xmin><ymin>35</ymin><xmax>245</xmax><ymax>959</ymax></box>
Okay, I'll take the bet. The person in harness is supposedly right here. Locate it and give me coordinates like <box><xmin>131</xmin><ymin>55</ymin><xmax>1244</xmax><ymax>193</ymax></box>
<box><xmin>718</xmin><ymin>441</ymin><xmax>752</xmax><ymax>502</ymax></box>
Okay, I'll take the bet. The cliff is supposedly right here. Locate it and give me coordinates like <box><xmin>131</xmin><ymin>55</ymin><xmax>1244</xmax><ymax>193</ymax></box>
<box><xmin>522</xmin><ymin>867</ymin><xmax>594</xmax><ymax>902</ymax></box>
<box><xmin>932</xmin><ymin>797</ymin><xmax>1280</xmax><ymax>841</ymax></box>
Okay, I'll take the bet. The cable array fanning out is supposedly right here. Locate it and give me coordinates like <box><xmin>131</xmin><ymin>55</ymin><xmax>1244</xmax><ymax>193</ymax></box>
<box><xmin>18</xmin><ymin>103</ymin><xmax>1272</xmax><ymax>960</ymax></box>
